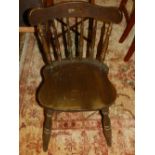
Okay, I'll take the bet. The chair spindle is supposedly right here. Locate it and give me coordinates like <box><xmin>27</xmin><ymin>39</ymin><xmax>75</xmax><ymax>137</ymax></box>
<box><xmin>96</xmin><ymin>22</ymin><xmax>105</xmax><ymax>60</ymax></box>
<box><xmin>89</xmin><ymin>19</ymin><xmax>97</xmax><ymax>58</ymax></box>
<box><xmin>100</xmin><ymin>23</ymin><xmax>112</xmax><ymax>61</ymax></box>
<box><xmin>60</xmin><ymin>18</ymin><xmax>68</xmax><ymax>58</ymax></box>
<box><xmin>51</xmin><ymin>20</ymin><xmax>62</xmax><ymax>61</ymax></box>
<box><xmin>37</xmin><ymin>24</ymin><xmax>52</xmax><ymax>64</ymax></box>
<box><xmin>74</xmin><ymin>17</ymin><xmax>79</xmax><ymax>57</ymax></box>
<box><xmin>79</xmin><ymin>18</ymin><xmax>84</xmax><ymax>58</ymax></box>
<box><xmin>66</xmin><ymin>18</ymin><xmax>73</xmax><ymax>59</ymax></box>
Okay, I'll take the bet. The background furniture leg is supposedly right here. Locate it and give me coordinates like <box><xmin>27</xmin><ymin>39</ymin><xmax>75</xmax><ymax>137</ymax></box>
<box><xmin>124</xmin><ymin>37</ymin><xmax>135</xmax><ymax>61</ymax></box>
<box><xmin>119</xmin><ymin>10</ymin><xmax>135</xmax><ymax>43</ymax></box>
<box><xmin>43</xmin><ymin>109</ymin><xmax>52</xmax><ymax>152</ymax></box>
<box><xmin>100</xmin><ymin>107</ymin><xmax>112</xmax><ymax>146</ymax></box>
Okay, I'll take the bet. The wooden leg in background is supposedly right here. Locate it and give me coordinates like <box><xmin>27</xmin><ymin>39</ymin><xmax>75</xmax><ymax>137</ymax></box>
<box><xmin>124</xmin><ymin>37</ymin><xmax>135</xmax><ymax>62</ymax></box>
<box><xmin>119</xmin><ymin>10</ymin><xmax>135</xmax><ymax>43</ymax></box>
<box><xmin>100</xmin><ymin>107</ymin><xmax>112</xmax><ymax>146</ymax></box>
<box><xmin>43</xmin><ymin>109</ymin><xmax>52</xmax><ymax>152</ymax></box>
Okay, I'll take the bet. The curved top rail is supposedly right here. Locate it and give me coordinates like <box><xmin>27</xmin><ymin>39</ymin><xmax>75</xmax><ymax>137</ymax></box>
<box><xmin>29</xmin><ymin>1</ymin><xmax>122</xmax><ymax>25</ymax></box>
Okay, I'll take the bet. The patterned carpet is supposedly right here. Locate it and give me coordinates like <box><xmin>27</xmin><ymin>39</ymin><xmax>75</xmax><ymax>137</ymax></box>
<box><xmin>19</xmin><ymin>1</ymin><xmax>134</xmax><ymax>155</ymax></box>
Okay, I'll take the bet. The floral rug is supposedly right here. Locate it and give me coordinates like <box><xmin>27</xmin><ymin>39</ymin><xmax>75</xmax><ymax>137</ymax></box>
<box><xmin>19</xmin><ymin>1</ymin><xmax>134</xmax><ymax>154</ymax></box>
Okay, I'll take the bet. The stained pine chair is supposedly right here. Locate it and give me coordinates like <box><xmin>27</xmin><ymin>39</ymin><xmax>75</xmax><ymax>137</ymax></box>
<box><xmin>28</xmin><ymin>1</ymin><xmax>122</xmax><ymax>151</ymax></box>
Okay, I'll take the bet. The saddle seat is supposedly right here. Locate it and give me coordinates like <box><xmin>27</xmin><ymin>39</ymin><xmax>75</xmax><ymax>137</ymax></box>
<box><xmin>38</xmin><ymin>59</ymin><xmax>116</xmax><ymax>111</ymax></box>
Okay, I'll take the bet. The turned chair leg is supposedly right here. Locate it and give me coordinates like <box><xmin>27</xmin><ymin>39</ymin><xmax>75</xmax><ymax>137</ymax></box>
<box><xmin>100</xmin><ymin>107</ymin><xmax>112</xmax><ymax>146</ymax></box>
<box><xmin>43</xmin><ymin>109</ymin><xmax>52</xmax><ymax>152</ymax></box>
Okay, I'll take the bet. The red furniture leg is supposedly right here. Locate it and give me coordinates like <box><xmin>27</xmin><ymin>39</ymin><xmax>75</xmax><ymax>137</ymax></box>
<box><xmin>124</xmin><ymin>37</ymin><xmax>135</xmax><ymax>61</ymax></box>
<box><xmin>119</xmin><ymin>9</ymin><xmax>135</xmax><ymax>43</ymax></box>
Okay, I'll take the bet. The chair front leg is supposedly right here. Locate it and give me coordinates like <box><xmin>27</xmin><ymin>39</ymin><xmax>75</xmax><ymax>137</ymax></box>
<box><xmin>100</xmin><ymin>107</ymin><xmax>112</xmax><ymax>146</ymax></box>
<box><xmin>43</xmin><ymin>109</ymin><xmax>52</xmax><ymax>152</ymax></box>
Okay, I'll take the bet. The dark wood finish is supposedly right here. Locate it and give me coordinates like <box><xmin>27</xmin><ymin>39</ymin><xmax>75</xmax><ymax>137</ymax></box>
<box><xmin>50</xmin><ymin>20</ymin><xmax>62</xmax><ymax>61</ymax></box>
<box><xmin>100</xmin><ymin>107</ymin><xmax>112</xmax><ymax>146</ymax></box>
<box><xmin>96</xmin><ymin>23</ymin><xmax>112</xmax><ymax>61</ymax></box>
<box><xmin>100</xmin><ymin>23</ymin><xmax>112</xmax><ymax>61</ymax></box>
<box><xmin>79</xmin><ymin>18</ymin><xmax>84</xmax><ymax>58</ymax></box>
<box><xmin>43</xmin><ymin>109</ymin><xmax>52</xmax><ymax>151</ymax></box>
<box><xmin>38</xmin><ymin>59</ymin><xmax>116</xmax><ymax>111</ymax></box>
<box><xmin>89</xmin><ymin>0</ymin><xmax>95</xmax><ymax>4</ymax></box>
<box><xmin>19</xmin><ymin>0</ymin><xmax>54</xmax><ymax>26</ymax></box>
<box><xmin>86</xmin><ymin>18</ymin><xmax>94</xmax><ymax>57</ymax></box>
<box><xmin>30</xmin><ymin>1</ymin><xmax>122</xmax><ymax>62</ymax></box>
<box><xmin>56</xmin><ymin>18</ymin><xmax>89</xmax><ymax>42</ymax></box>
<box><xmin>19</xmin><ymin>0</ymin><xmax>42</xmax><ymax>26</ymax></box>
<box><xmin>96</xmin><ymin>22</ymin><xmax>105</xmax><ymax>60</ymax></box>
<box><xmin>37</xmin><ymin>24</ymin><xmax>52</xmax><ymax>64</ymax></box>
<box><xmin>28</xmin><ymin>1</ymin><xmax>122</xmax><ymax>151</ymax></box>
<box><xmin>42</xmin><ymin>0</ymin><xmax>54</xmax><ymax>7</ymax></box>
<box><xmin>29</xmin><ymin>2</ymin><xmax>122</xmax><ymax>25</ymax></box>
<box><xmin>66</xmin><ymin>18</ymin><xmax>73</xmax><ymax>59</ymax></box>
<box><xmin>89</xmin><ymin>20</ymin><xmax>97</xmax><ymax>58</ymax></box>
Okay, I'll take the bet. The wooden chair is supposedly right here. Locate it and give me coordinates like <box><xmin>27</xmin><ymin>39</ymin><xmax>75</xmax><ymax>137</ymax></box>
<box><xmin>28</xmin><ymin>1</ymin><xmax>122</xmax><ymax>151</ymax></box>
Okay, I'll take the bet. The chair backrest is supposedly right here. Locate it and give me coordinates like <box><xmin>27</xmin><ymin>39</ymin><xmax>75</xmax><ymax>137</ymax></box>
<box><xmin>29</xmin><ymin>1</ymin><xmax>122</xmax><ymax>64</ymax></box>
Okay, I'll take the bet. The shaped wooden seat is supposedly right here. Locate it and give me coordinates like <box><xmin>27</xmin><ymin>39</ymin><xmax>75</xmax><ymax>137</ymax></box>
<box><xmin>28</xmin><ymin>1</ymin><xmax>122</xmax><ymax>151</ymax></box>
<box><xmin>38</xmin><ymin>59</ymin><xmax>116</xmax><ymax>111</ymax></box>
